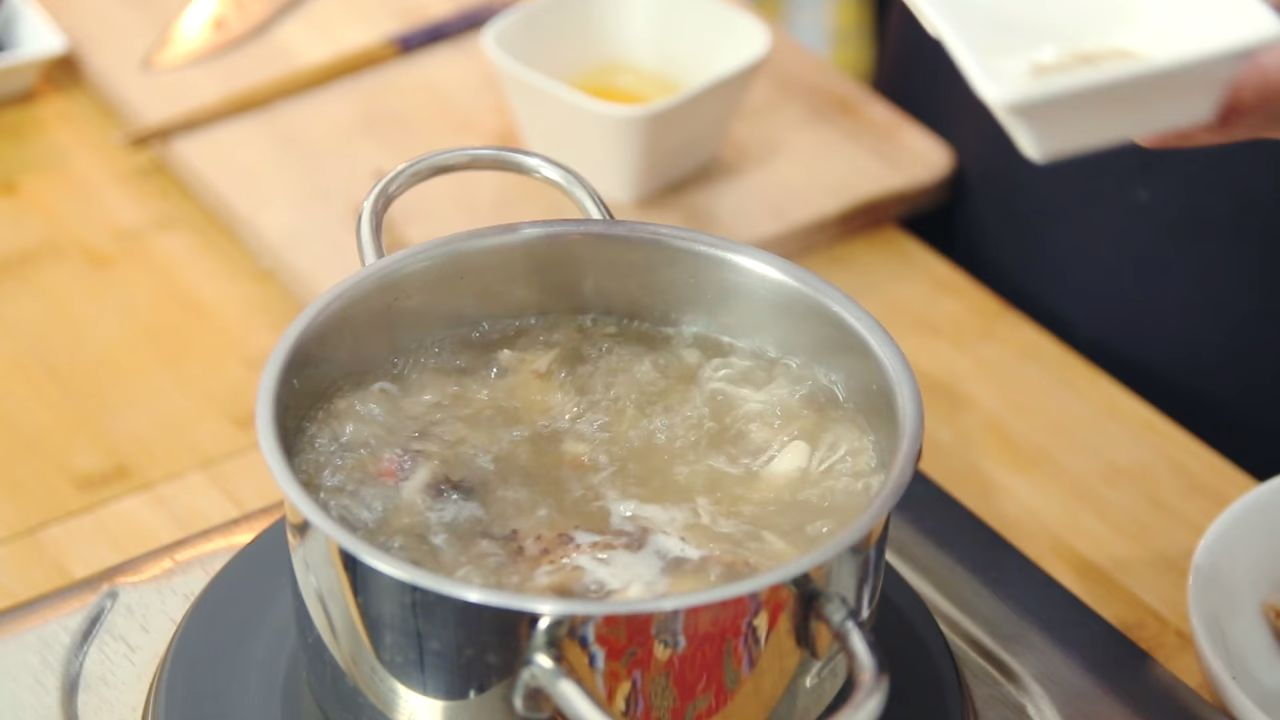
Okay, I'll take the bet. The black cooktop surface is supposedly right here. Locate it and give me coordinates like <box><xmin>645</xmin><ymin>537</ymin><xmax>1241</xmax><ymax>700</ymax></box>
<box><xmin>146</xmin><ymin>522</ymin><xmax>969</xmax><ymax>719</ymax></box>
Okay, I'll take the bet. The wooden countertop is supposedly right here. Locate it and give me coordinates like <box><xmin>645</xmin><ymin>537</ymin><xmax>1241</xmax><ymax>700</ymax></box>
<box><xmin>0</xmin><ymin>65</ymin><xmax>1256</xmax><ymax>700</ymax></box>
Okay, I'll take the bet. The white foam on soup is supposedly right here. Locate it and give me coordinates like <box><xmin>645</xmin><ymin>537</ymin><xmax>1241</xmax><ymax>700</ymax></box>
<box><xmin>292</xmin><ymin>315</ymin><xmax>884</xmax><ymax>599</ymax></box>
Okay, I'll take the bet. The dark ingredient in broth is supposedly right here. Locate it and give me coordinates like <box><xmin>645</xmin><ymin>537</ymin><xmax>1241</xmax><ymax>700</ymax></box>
<box><xmin>293</xmin><ymin>315</ymin><xmax>884</xmax><ymax>600</ymax></box>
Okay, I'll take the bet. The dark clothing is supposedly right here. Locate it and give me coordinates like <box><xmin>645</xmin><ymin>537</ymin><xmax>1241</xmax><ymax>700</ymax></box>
<box><xmin>874</xmin><ymin>1</ymin><xmax>1280</xmax><ymax>478</ymax></box>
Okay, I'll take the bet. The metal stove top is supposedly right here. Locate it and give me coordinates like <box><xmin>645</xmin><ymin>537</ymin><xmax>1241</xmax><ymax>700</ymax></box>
<box><xmin>0</xmin><ymin>476</ymin><xmax>1224</xmax><ymax>719</ymax></box>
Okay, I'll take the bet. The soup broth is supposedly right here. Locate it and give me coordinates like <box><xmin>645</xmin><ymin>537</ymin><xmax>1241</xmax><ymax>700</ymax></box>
<box><xmin>292</xmin><ymin>315</ymin><xmax>884</xmax><ymax>600</ymax></box>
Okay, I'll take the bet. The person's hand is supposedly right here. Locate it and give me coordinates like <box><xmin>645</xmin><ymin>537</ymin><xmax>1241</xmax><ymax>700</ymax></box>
<box><xmin>1141</xmin><ymin>44</ymin><xmax>1280</xmax><ymax>148</ymax></box>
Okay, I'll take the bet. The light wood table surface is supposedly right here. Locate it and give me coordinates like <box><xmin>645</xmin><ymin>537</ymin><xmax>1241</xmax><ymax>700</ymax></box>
<box><xmin>0</xmin><ymin>64</ymin><xmax>1256</xmax><ymax>701</ymax></box>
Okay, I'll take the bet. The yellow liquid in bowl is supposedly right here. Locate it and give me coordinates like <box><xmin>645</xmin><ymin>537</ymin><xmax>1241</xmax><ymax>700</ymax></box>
<box><xmin>572</xmin><ymin>63</ymin><xmax>681</xmax><ymax>105</ymax></box>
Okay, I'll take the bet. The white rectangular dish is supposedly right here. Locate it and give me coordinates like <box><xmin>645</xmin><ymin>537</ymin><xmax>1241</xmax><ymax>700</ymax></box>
<box><xmin>0</xmin><ymin>0</ymin><xmax>69</xmax><ymax>102</ymax></box>
<box><xmin>900</xmin><ymin>0</ymin><xmax>1280</xmax><ymax>162</ymax></box>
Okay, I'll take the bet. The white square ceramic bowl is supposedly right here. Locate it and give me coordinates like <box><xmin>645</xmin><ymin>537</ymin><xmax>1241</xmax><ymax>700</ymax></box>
<box><xmin>900</xmin><ymin>0</ymin><xmax>1280</xmax><ymax>163</ymax></box>
<box><xmin>481</xmin><ymin>0</ymin><xmax>772</xmax><ymax>202</ymax></box>
<box><xmin>0</xmin><ymin>0</ymin><xmax>69</xmax><ymax>103</ymax></box>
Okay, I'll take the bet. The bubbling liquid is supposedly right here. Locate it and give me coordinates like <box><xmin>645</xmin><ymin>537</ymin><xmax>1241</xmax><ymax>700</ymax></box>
<box><xmin>292</xmin><ymin>315</ymin><xmax>884</xmax><ymax>600</ymax></box>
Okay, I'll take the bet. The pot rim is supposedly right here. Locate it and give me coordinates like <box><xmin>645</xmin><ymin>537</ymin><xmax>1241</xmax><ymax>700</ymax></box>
<box><xmin>257</xmin><ymin>219</ymin><xmax>923</xmax><ymax>616</ymax></box>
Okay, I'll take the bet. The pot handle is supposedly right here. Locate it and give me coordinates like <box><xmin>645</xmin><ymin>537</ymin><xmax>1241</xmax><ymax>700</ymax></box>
<box><xmin>356</xmin><ymin>146</ymin><xmax>614</xmax><ymax>267</ymax></box>
<box><xmin>512</xmin><ymin>616</ymin><xmax>613</xmax><ymax>720</ymax></box>
<box><xmin>815</xmin><ymin>591</ymin><xmax>890</xmax><ymax>720</ymax></box>
<box><xmin>511</xmin><ymin>594</ymin><xmax>888</xmax><ymax>720</ymax></box>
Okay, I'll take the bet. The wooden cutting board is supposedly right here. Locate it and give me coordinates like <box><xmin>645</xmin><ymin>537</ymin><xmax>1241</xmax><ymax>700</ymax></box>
<box><xmin>43</xmin><ymin>0</ymin><xmax>954</xmax><ymax>299</ymax></box>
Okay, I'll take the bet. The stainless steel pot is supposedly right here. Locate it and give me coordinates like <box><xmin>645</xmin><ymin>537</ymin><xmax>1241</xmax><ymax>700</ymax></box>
<box><xmin>256</xmin><ymin>147</ymin><xmax>923</xmax><ymax>720</ymax></box>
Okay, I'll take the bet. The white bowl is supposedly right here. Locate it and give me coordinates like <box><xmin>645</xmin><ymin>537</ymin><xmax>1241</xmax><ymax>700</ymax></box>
<box><xmin>0</xmin><ymin>0</ymin><xmax>68</xmax><ymax>103</ymax></box>
<box><xmin>900</xmin><ymin>0</ymin><xmax>1280</xmax><ymax>163</ymax></box>
<box><xmin>481</xmin><ymin>0</ymin><xmax>772</xmax><ymax>202</ymax></box>
<box><xmin>1189</xmin><ymin>476</ymin><xmax>1280</xmax><ymax>720</ymax></box>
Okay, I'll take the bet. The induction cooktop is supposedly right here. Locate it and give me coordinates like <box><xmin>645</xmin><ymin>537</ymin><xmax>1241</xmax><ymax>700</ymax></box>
<box><xmin>0</xmin><ymin>475</ymin><xmax>1225</xmax><ymax>719</ymax></box>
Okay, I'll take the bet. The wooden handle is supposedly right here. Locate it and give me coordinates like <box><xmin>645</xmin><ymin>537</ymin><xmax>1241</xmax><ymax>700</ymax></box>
<box><xmin>124</xmin><ymin>3</ymin><xmax>508</xmax><ymax>144</ymax></box>
<box><xmin>126</xmin><ymin>42</ymin><xmax>398</xmax><ymax>144</ymax></box>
